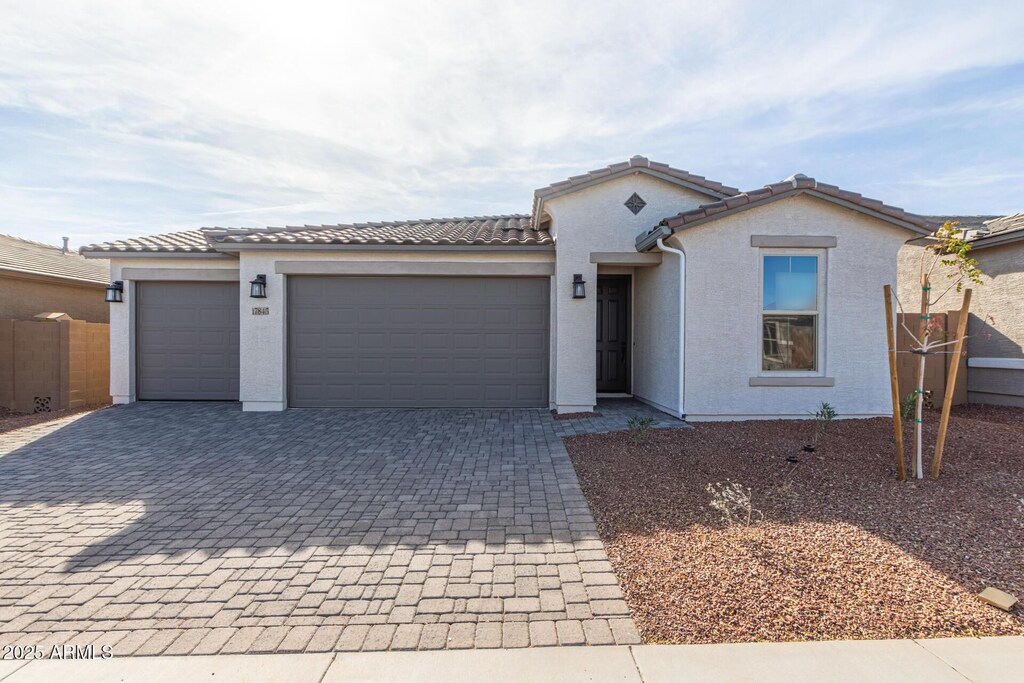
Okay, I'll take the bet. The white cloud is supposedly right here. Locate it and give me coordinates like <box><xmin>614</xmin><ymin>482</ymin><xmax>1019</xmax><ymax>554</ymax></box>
<box><xmin>1</xmin><ymin>0</ymin><xmax>1023</xmax><ymax>245</ymax></box>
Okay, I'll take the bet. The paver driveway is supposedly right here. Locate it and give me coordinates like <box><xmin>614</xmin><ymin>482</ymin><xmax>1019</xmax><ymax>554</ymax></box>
<box><xmin>0</xmin><ymin>402</ymin><xmax>677</xmax><ymax>655</ymax></box>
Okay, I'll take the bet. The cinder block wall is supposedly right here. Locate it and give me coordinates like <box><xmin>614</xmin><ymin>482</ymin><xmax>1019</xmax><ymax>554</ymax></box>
<box><xmin>0</xmin><ymin>320</ymin><xmax>110</xmax><ymax>412</ymax></box>
<box><xmin>0</xmin><ymin>321</ymin><xmax>13</xmax><ymax>408</ymax></box>
<box><xmin>68</xmin><ymin>321</ymin><xmax>111</xmax><ymax>408</ymax></box>
<box><xmin>12</xmin><ymin>320</ymin><xmax>61</xmax><ymax>413</ymax></box>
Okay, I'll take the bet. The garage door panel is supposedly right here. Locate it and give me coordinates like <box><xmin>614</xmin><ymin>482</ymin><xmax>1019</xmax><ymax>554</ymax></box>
<box><xmin>137</xmin><ymin>282</ymin><xmax>240</xmax><ymax>401</ymax></box>
<box><xmin>288</xmin><ymin>276</ymin><xmax>548</xmax><ymax>407</ymax></box>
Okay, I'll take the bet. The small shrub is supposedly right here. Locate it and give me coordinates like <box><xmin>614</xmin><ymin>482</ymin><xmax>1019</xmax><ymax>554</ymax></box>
<box><xmin>706</xmin><ymin>480</ymin><xmax>763</xmax><ymax>526</ymax></box>
<box><xmin>627</xmin><ymin>415</ymin><xmax>655</xmax><ymax>442</ymax></box>
<box><xmin>899</xmin><ymin>392</ymin><xmax>918</xmax><ymax>423</ymax></box>
<box><xmin>812</xmin><ymin>401</ymin><xmax>837</xmax><ymax>446</ymax></box>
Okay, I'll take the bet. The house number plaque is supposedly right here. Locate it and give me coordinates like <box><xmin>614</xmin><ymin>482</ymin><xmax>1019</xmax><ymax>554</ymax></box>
<box><xmin>251</xmin><ymin>307</ymin><xmax>270</xmax><ymax>316</ymax></box>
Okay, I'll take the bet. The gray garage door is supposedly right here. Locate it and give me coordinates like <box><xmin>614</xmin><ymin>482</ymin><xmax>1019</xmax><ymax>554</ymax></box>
<box><xmin>288</xmin><ymin>276</ymin><xmax>549</xmax><ymax>407</ymax></box>
<box><xmin>136</xmin><ymin>281</ymin><xmax>240</xmax><ymax>400</ymax></box>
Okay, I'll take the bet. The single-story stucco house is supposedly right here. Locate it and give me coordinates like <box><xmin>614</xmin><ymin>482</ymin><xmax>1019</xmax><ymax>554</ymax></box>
<box><xmin>899</xmin><ymin>212</ymin><xmax>1024</xmax><ymax>407</ymax></box>
<box><xmin>80</xmin><ymin>156</ymin><xmax>941</xmax><ymax>420</ymax></box>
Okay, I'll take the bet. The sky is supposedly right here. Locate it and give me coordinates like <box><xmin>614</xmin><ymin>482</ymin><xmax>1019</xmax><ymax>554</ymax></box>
<box><xmin>2</xmin><ymin>1</ymin><xmax>1024</xmax><ymax>249</ymax></box>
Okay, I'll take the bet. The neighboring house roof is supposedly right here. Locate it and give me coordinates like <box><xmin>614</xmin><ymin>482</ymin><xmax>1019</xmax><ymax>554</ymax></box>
<box><xmin>637</xmin><ymin>174</ymin><xmax>939</xmax><ymax>251</ymax></box>
<box><xmin>968</xmin><ymin>212</ymin><xmax>1024</xmax><ymax>250</ymax></box>
<box><xmin>205</xmin><ymin>215</ymin><xmax>549</xmax><ymax>248</ymax></box>
<box><xmin>0</xmin><ymin>234</ymin><xmax>109</xmax><ymax>285</ymax></box>
<box><xmin>532</xmin><ymin>156</ymin><xmax>739</xmax><ymax>220</ymax></box>
<box><xmin>925</xmin><ymin>215</ymin><xmax>1000</xmax><ymax>231</ymax></box>
<box><xmin>80</xmin><ymin>230</ymin><xmax>216</xmax><ymax>254</ymax></box>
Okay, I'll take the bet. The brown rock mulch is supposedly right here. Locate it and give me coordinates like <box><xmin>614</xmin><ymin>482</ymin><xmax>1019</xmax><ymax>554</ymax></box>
<box><xmin>565</xmin><ymin>405</ymin><xmax>1024</xmax><ymax>644</ymax></box>
<box><xmin>0</xmin><ymin>404</ymin><xmax>111</xmax><ymax>434</ymax></box>
<box><xmin>551</xmin><ymin>410</ymin><xmax>603</xmax><ymax>420</ymax></box>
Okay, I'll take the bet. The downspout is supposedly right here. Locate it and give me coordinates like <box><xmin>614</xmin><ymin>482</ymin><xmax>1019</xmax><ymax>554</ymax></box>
<box><xmin>655</xmin><ymin>236</ymin><xmax>685</xmax><ymax>419</ymax></box>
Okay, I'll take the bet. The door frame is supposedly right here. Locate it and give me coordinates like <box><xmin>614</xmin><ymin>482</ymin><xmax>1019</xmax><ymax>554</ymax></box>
<box><xmin>595</xmin><ymin>274</ymin><xmax>632</xmax><ymax>395</ymax></box>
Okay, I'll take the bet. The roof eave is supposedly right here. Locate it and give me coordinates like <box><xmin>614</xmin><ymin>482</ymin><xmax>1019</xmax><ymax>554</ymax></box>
<box><xmin>970</xmin><ymin>229</ymin><xmax>1024</xmax><ymax>250</ymax></box>
<box><xmin>79</xmin><ymin>249</ymin><xmax>232</xmax><ymax>259</ymax></box>
<box><xmin>0</xmin><ymin>267</ymin><xmax>108</xmax><ymax>288</ymax></box>
<box><xmin>202</xmin><ymin>242</ymin><xmax>555</xmax><ymax>252</ymax></box>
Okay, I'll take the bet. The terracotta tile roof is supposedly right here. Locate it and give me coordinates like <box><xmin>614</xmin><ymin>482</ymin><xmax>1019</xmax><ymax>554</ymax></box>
<box><xmin>534</xmin><ymin>156</ymin><xmax>739</xmax><ymax>213</ymax></box>
<box><xmin>638</xmin><ymin>174</ymin><xmax>939</xmax><ymax>249</ymax></box>
<box><xmin>0</xmin><ymin>234</ymin><xmax>109</xmax><ymax>284</ymax></box>
<box><xmin>80</xmin><ymin>230</ymin><xmax>215</xmax><ymax>254</ymax></box>
<box><xmin>205</xmin><ymin>215</ymin><xmax>549</xmax><ymax>247</ymax></box>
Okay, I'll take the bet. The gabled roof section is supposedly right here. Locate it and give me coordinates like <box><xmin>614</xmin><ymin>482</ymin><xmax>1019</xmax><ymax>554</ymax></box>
<box><xmin>0</xmin><ymin>234</ymin><xmax>109</xmax><ymax>284</ymax></box>
<box><xmin>637</xmin><ymin>174</ymin><xmax>940</xmax><ymax>251</ymax></box>
<box><xmin>80</xmin><ymin>230</ymin><xmax>216</xmax><ymax>255</ymax></box>
<box><xmin>532</xmin><ymin>156</ymin><xmax>739</xmax><ymax>219</ymax></box>
<box><xmin>205</xmin><ymin>215</ymin><xmax>549</xmax><ymax>248</ymax></box>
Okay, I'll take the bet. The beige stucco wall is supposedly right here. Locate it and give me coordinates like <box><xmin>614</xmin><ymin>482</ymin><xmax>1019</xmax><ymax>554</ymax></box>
<box><xmin>898</xmin><ymin>239</ymin><xmax>1023</xmax><ymax>406</ymax></box>
<box><xmin>633</xmin><ymin>254</ymin><xmax>681</xmax><ymax>414</ymax></box>
<box><xmin>543</xmin><ymin>173</ymin><xmax>713</xmax><ymax>413</ymax></box>
<box><xmin>676</xmin><ymin>194</ymin><xmax>913</xmax><ymax>420</ymax></box>
<box><xmin>0</xmin><ymin>273</ymin><xmax>109</xmax><ymax>323</ymax></box>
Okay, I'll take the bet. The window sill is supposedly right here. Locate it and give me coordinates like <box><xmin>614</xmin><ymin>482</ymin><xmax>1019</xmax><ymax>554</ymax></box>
<box><xmin>749</xmin><ymin>376</ymin><xmax>835</xmax><ymax>387</ymax></box>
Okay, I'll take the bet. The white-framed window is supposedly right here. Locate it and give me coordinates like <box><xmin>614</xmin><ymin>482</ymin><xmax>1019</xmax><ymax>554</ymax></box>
<box><xmin>760</xmin><ymin>251</ymin><xmax>824</xmax><ymax>373</ymax></box>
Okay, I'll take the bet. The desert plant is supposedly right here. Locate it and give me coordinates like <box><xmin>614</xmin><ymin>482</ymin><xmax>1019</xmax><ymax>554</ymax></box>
<box><xmin>706</xmin><ymin>480</ymin><xmax>763</xmax><ymax>526</ymax></box>
<box><xmin>899</xmin><ymin>392</ymin><xmax>918</xmax><ymax>423</ymax></box>
<box><xmin>896</xmin><ymin>221</ymin><xmax>985</xmax><ymax>478</ymax></box>
<box><xmin>811</xmin><ymin>401</ymin><xmax>837</xmax><ymax>446</ymax></box>
<box><xmin>627</xmin><ymin>415</ymin><xmax>655</xmax><ymax>442</ymax></box>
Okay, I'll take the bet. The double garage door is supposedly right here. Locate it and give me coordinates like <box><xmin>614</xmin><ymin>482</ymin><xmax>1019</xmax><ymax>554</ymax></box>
<box><xmin>136</xmin><ymin>277</ymin><xmax>549</xmax><ymax>407</ymax></box>
<box><xmin>288</xmin><ymin>276</ymin><xmax>549</xmax><ymax>407</ymax></box>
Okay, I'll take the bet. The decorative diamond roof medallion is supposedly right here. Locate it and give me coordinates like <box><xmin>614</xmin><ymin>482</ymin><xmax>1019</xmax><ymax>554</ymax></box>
<box><xmin>625</xmin><ymin>192</ymin><xmax>647</xmax><ymax>215</ymax></box>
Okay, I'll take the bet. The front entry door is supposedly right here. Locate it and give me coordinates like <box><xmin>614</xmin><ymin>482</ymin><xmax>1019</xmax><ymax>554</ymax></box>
<box><xmin>596</xmin><ymin>276</ymin><xmax>630</xmax><ymax>393</ymax></box>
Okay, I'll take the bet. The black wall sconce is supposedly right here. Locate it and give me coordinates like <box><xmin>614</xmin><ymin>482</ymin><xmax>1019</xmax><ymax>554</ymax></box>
<box><xmin>572</xmin><ymin>274</ymin><xmax>586</xmax><ymax>299</ymax></box>
<box><xmin>249</xmin><ymin>274</ymin><xmax>268</xmax><ymax>299</ymax></box>
<box><xmin>105</xmin><ymin>281</ymin><xmax>124</xmax><ymax>303</ymax></box>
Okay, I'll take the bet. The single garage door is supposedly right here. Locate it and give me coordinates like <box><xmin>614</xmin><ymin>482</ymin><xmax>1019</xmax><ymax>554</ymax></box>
<box><xmin>136</xmin><ymin>281</ymin><xmax>240</xmax><ymax>400</ymax></box>
<box><xmin>288</xmin><ymin>276</ymin><xmax>549</xmax><ymax>407</ymax></box>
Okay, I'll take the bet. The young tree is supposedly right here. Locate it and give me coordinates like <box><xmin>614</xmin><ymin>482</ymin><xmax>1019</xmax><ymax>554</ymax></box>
<box><xmin>897</xmin><ymin>222</ymin><xmax>984</xmax><ymax>479</ymax></box>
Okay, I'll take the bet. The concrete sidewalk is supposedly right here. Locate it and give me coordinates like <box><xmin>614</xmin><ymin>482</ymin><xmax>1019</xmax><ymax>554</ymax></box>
<box><xmin>1</xmin><ymin>637</ymin><xmax>1021</xmax><ymax>682</ymax></box>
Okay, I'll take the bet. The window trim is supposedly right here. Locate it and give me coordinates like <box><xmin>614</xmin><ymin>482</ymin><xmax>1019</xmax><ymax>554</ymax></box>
<box><xmin>756</xmin><ymin>248</ymin><xmax>827</xmax><ymax>377</ymax></box>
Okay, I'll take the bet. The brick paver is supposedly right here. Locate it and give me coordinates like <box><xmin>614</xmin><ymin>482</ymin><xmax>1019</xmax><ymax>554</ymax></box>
<box><xmin>0</xmin><ymin>402</ymin><xmax>669</xmax><ymax>653</ymax></box>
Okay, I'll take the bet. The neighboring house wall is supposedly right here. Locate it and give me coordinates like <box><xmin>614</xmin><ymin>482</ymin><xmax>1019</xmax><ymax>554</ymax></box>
<box><xmin>542</xmin><ymin>173</ymin><xmax>711</xmax><ymax>413</ymax></box>
<box><xmin>898</xmin><ymin>240</ymin><xmax>1024</xmax><ymax>406</ymax></box>
<box><xmin>0</xmin><ymin>272</ymin><xmax>109</xmax><ymax>323</ymax></box>
<box><xmin>106</xmin><ymin>257</ymin><xmax>241</xmax><ymax>404</ymax></box>
<box><xmin>677</xmin><ymin>194</ymin><xmax>909</xmax><ymax>420</ymax></box>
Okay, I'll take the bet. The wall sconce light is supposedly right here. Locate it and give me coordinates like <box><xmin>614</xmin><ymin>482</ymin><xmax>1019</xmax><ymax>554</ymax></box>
<box><xmin>249</xmin><ymin>274</ymin><xmax>268</xmax><ymax>299</ymax></box>
<box><xmin>572</xmin><ymin>274</ymin><xmax>586</xmax><ymax>299</ymax></box>
<box><xmin>105</xmin><ymin>281</ymin><xmax>124</xmax><ymax>303</ymax></box>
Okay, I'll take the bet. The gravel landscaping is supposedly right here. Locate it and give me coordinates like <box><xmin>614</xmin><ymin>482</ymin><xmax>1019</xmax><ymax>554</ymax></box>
<box><xmin>0</xmin><ymin>405</ymin><xmax>109</xmax><ymax>434</ymax></box>
<box><xmin>565</xmin><ymin>404</ymin><xmax>1024</xmax><ymax>644</ymax></box>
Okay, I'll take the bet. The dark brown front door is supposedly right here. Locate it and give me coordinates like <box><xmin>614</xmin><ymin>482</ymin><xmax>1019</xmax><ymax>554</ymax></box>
<box><xmin>596</xmin><ymin>276</ymin><xmax>630</xmax><ymax>393</ymax></box>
